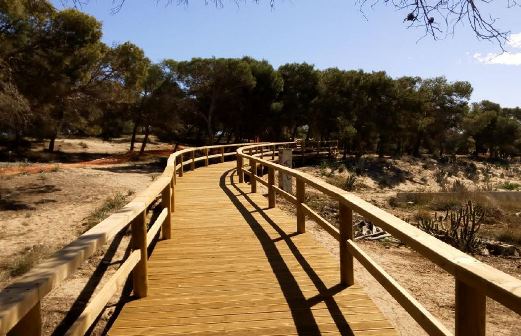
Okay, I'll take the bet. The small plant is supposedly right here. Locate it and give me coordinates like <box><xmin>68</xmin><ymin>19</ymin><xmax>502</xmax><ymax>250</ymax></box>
<box><xmin>83</xmin><ymin>192</ymin><xmax>128</xmax><ymax>229</ymax></box>
<box><xmin>498</xmin><ymin>182</ymin><xmax>521</xmax><ymax>191</ymax></box>
<box><xmin>10</xmin><ymin>244</ymin><xmax>50</xmax><ymax>277</ymax></box>
<box><xmin>343</xmin><ymin>174</ymin><xmax>357</xmax><ymax>191</ymax></box>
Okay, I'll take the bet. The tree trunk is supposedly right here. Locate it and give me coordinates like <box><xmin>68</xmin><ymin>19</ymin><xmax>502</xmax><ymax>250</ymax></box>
<box><xmin>48</xmin><ymin>136</ymin><xmax>56</xmax><ymax>153</ymax></box>
<box><xmin>139</xmin><ymin>125</ymin><xmax>150</xmax><ymax>155</ymax></box>
<box><xmin>130</xmin><ymin>120</ymin><xmax>139</xmax><ymax>152</ymax></box>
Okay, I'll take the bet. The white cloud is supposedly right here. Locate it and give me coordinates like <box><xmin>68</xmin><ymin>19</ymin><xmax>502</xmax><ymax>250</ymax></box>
<box><xmin>508</xmin><ymin>32</ymin><xmax>521</xmax><ymax>49</ymax></box>
<box><xmin>473</xmin><ymin>52</ymin><xmax>521</xmax><ymax>66</ymax></box>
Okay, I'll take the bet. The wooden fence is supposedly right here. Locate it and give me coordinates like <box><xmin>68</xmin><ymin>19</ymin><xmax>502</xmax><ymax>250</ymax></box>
<box><xmin>0</xmin><ymin>143</ymin><xmax>249</xmax><ymax>336</ymax></box>
<box><xmin>237</xmin><ymin>142</ymin><xmax>521</xmax><ymax>336</ymax></box>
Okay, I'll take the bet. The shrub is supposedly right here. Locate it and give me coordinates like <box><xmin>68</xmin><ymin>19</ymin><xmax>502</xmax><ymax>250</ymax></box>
<box><xmin>498</xmin><ymin>182</ymin><xmax>521</xmax><ymax>191</ymax></box>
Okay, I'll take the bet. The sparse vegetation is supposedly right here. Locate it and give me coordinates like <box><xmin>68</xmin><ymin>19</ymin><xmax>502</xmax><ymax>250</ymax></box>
<box><xmin>415</xmin><ymin>201</ymin><xmax>485</xmax><ymax>253</ymax></box>
<box><xmin>83</xmin><ymin>192</ymin><xmax>129</xmax><ymax>229</ymax></box>
<box><xmin>498</xmin><ymin>182</ymin><xmax>521</xmax><ymax>191</ymax></box>
<box><xmin>495</xmin><ymin>228</ymin><xmax>521</xmax><ymax>246</ymax></box>
<box><xmin>10</xmin><ymin>244</ymin><xmax>51</xmax><ymax>277</ymax></box>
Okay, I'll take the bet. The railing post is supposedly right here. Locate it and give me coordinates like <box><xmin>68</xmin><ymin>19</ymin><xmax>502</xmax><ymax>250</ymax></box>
<box><xmin>131</xmin><ymin>210</ymin><xmax>148</xmax><ymax>298</ymax></box>
<box><xmin>221</xmin><ymin>147</ymin><xmax>225</xmax><ymax>163</ymax></box>
<box><xmin>296</xmin><ymin>179</ymin><xmax>305</xmax><ymax>233</ymax></box>
<box><xmin>260</xmin><ymin>146</ymin><xmax>264</xmax><ymax>159</ymax></box>
<box><xmin>455</xmin><ymin>280</ymin><xmax>486</xmax><ymax>336</ymax></box>
<box><xmin>237</xmin><ymin>155</ymin><xmax>244</xmax><ymax>183</ymax></box>
<box><xmin>339</xmin><ymin>202</ymin><xmax>354</xmax><ymax>286</ymax></box>
<box><xmin>8</xmin><ymin>302</ymin><xmax>42</xmax><ymax>336</ymax></box>
<box><xmin>179</xmin><ymin>154</ymin><xmax>184</xmax><ymax>177</ymax></box>
<box><xmin>191</xmin><ymin>150</ymin><xmax>195</xmax><ymax>170</ymax></box>
<box><xmin>204</xmin><ymin>148</ymin><xmax>209</xmax><ymax>166</ymax></box>
<box><xmin>173</xmin><ymin>157</ymin><xmax>177</xmax><ymax>185</ymax></box>
<box><xmin>250</xmin><ymin>158</ymin><xmax>257</xmax><ymax>193</ymax></box>
<box><xmin>268</xmin><ymin>167</ymin><xmax>276</xmax><ymax>208</ymax></box>
<box><xmin>170</xmin><ymin>178</ymin><xmax>175</xmax><ymax>212</ymax></box>
<box><xmin>161</xmin><ymin>185</ymin><xmax>172</xmax><ymax>240</ymax></box>
<box><xmin>271</xmin><ymin>145</ymin><xmax>275</xmax><ymax>160</ymax></box>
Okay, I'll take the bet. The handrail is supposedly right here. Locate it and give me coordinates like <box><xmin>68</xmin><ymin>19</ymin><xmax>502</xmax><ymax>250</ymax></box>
<box><xmin>0</xmin><ymin>142</ymin><xmax>252</xmax><ymax>336</ymax></box>
<box><xmin>237</xmin><ymin>142</ymin><xmax>521</xmax><ymax>336</ymax></box>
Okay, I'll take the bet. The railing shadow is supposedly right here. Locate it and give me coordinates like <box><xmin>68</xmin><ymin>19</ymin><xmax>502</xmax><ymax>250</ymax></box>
<box><xmin>219</xmin><ymin>168</ymin><xmax>354</xmax><ymax>335</ymax></box>
<box><xmin>51</xmin><ymin>230</ymin><xmax>132</xmax><ymax>336</ymax></box>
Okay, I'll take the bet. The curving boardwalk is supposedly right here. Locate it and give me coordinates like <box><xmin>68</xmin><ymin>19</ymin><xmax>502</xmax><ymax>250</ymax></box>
<box><xmin>108</xmin><ymin>161</ymin><xmax>395</xmax><ymax>336</ymax></box>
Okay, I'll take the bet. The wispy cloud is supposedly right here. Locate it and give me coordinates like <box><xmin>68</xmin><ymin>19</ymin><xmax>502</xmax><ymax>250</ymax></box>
<box><xmin>473</xmin><ymin>32</ymin><xmax>521</xmax><ymax>66</ymax></box>
<box><xmin>508</xmin><ymin>32</ymin><xmax>521</xmax><ymax>49</ymax></box>
<box><xmin>473</xmin><ymin>52</ymin><xmax>521</xmax><ymax>66</ymax></box>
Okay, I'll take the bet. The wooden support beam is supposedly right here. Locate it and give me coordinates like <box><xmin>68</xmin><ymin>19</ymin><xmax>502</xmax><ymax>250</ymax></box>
<box><xmin>161</xmin><ymin>185</ymin><xmax>172</xmax><ymax>240</ymax></box>
<box><xmin>7</xmin><ymin>302</ymin><xmax>41</xmax><ymax>336</ymax></box>
<box><xmin>455</xmin><ymin>280</ymin><xmax>486</xmax><ymax>336</ymax></box>
<box><xmin>204</xmin><ymin>148</ymin><xmax>209</xmax><ymax>166</ymax></box>
<box><xmin>296</xmin><ymin>179</ymin><xmax>305</xmax><ymax>233</ymax></box>
<box><xmin>271</xmin><ymin>145</ymin><xmax>275</xmax><ymax>160</ymax></box>
<box><xmin>268</xmin><ymin>167</ymin><xmax>275</xmax><ymax>208</ymax></box>
<box><xmin>339</xmin><ymin>203</ymin><xmax>354</xmax><ymax>286</ymax></box>
<box><xmin>131</xmin><ymin>210</ymin><xmax>148</xmax><ymax>298</ymax></box>
<box><xmin>250</xmin><ymin>159</ymin><xmax>257</xmax><ymax>193</ymax></box>
<box><xmin>220</xmin><ymin>147</ymin><xmax>225</xmax><ymax>163</ymax></box>
<box><xmin>173</xmin><ymin>157</ymin><xmax>177</xmax><ymax>185</ymax></box>
<box><xmin>179</xmin><ymin>155</ymin><xmax>183</xmax><ymax>177</ymax></box>
<box><xmin>237</xmin><ymin>156</ymin><xmax>244</xmax><ymax>183</ymax></box>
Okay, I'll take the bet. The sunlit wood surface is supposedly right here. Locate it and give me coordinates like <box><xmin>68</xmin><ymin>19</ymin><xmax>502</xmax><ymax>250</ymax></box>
<box><xmin>109</xmin><ymin>162</ymin><xmax>395</xmax><ymax>335</ymax></box>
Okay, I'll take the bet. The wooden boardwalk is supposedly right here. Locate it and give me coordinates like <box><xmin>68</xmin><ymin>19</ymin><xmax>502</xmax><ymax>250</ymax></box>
<box><xmin>109</xmin><ymin>162</ymin><xmax>395</xmax><ymax>336</ymax></box>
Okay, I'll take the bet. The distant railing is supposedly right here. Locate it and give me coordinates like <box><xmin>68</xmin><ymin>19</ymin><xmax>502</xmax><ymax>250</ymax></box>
<box><xmin>0</xmin><ymin>143</ymin><xmax>249</xmax><ymax>336</ymax></box>
<box><xmin>237</xmin><ymin>142</ymin><xmax>521</xmax><ymax>336</ymax></box>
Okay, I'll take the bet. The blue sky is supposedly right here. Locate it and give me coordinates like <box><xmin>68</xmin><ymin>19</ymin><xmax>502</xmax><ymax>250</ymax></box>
<box><xmin>53</xmin><ymin>0</ymin><xmax>521</xmax><ymax>107</ymax></box>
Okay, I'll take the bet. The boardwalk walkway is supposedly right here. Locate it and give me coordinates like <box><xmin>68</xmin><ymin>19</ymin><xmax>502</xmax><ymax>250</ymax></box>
<box><xmin>109</xmin><ymin>161</ymin><xmax>395</xmax><ymax>335</ymax></box>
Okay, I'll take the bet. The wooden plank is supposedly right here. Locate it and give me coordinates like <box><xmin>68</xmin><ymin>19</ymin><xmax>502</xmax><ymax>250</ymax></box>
<box><xmin>273</xmin><ymin>185</ymin><xmax>296</xmax><ymax>204</ymax></box>
<box><xmin>301</xmin><ymin>203</ymin><xmax>339</xmax><ymax>240</ymax></box>
<box><xmin>109</xmin><ymin>161</ymin><xmax>395</xmax><ymax>336</ymax></box>
<box><xmin>147</xmin><ymin>208</ymin><xmax>168</xmax><ymax>246</ymax></box>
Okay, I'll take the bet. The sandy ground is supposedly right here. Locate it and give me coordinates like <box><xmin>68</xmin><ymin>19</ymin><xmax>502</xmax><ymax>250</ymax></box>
<box><xmin>0</xmin><ymin>137</ymin><xmax>169</xmax><ymax>335</ymax></box>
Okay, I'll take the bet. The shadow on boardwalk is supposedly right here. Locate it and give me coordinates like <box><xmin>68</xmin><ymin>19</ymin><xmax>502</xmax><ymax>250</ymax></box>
<box><xmin>220</xmin><ymin>168</ymin><xmax>355</xmax><ymax>336</ymax></box>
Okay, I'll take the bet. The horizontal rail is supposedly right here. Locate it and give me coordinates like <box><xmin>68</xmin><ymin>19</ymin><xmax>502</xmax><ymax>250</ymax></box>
<box><xmin>346</xmin><ymin>240</ymin><xmax>451</xmax><ymax>336</ymax></box>
<box><xmin>147</xmin><ymin>208</ymin><xmax>168</xmax><ymax>247</ymax></box>
<box><xmin>301</xmin><ymin>203</ymin><xmax>339</xmax><ymax>240</ymax></box>
<box><xmin>273</xmin><ymin>185</ymin><xmax>297</xmax><ymax>204</ymax></box>
<box><xmin>64</xmin><ymin>250</ymin><xmax>141</xmax><ymax>336</ymax></box>
<box><xmin>237</xmin><ymin>141</ymin><xmax>521</xmax><ymax>336</ymax></box>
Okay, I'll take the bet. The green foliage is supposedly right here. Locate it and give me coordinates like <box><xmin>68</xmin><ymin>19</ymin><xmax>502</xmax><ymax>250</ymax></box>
<box><xmin>498</xmin><ymin>182</ymin><xmax>521</xmax><ymax>191</ymax></box>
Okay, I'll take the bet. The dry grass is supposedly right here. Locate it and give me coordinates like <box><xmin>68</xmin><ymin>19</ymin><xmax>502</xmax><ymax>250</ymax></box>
<box><xmin>10</xmin><ymin>244</ymin><xmax>51</xmax><ymax>277</ymax></box>
<box><xmin>495</xmin><ymin>227</ymin><xmax>521</xmax><ymax>245</ymax></box>
<box><xmin>82</xmin><ymin>192</ymin><xmax>131</xmax><ymax>230</ymax></box>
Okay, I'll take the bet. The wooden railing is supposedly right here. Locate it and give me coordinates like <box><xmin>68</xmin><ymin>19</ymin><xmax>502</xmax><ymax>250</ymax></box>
<box><xmin>0</xmin><ymin>143</ymin><xmax>249</xmax><ymax>336</ymax></box>
<box><xmin>237</xmin><ymin>142</ymin><xmax>521</xmax><ymax>336</ymax></box>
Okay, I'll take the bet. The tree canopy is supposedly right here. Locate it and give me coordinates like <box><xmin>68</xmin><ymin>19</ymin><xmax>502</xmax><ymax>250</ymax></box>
<box><xmin>2</xmin><ymin>0</ymin><xmax>521</xmax><ymax>159</ymax></box>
